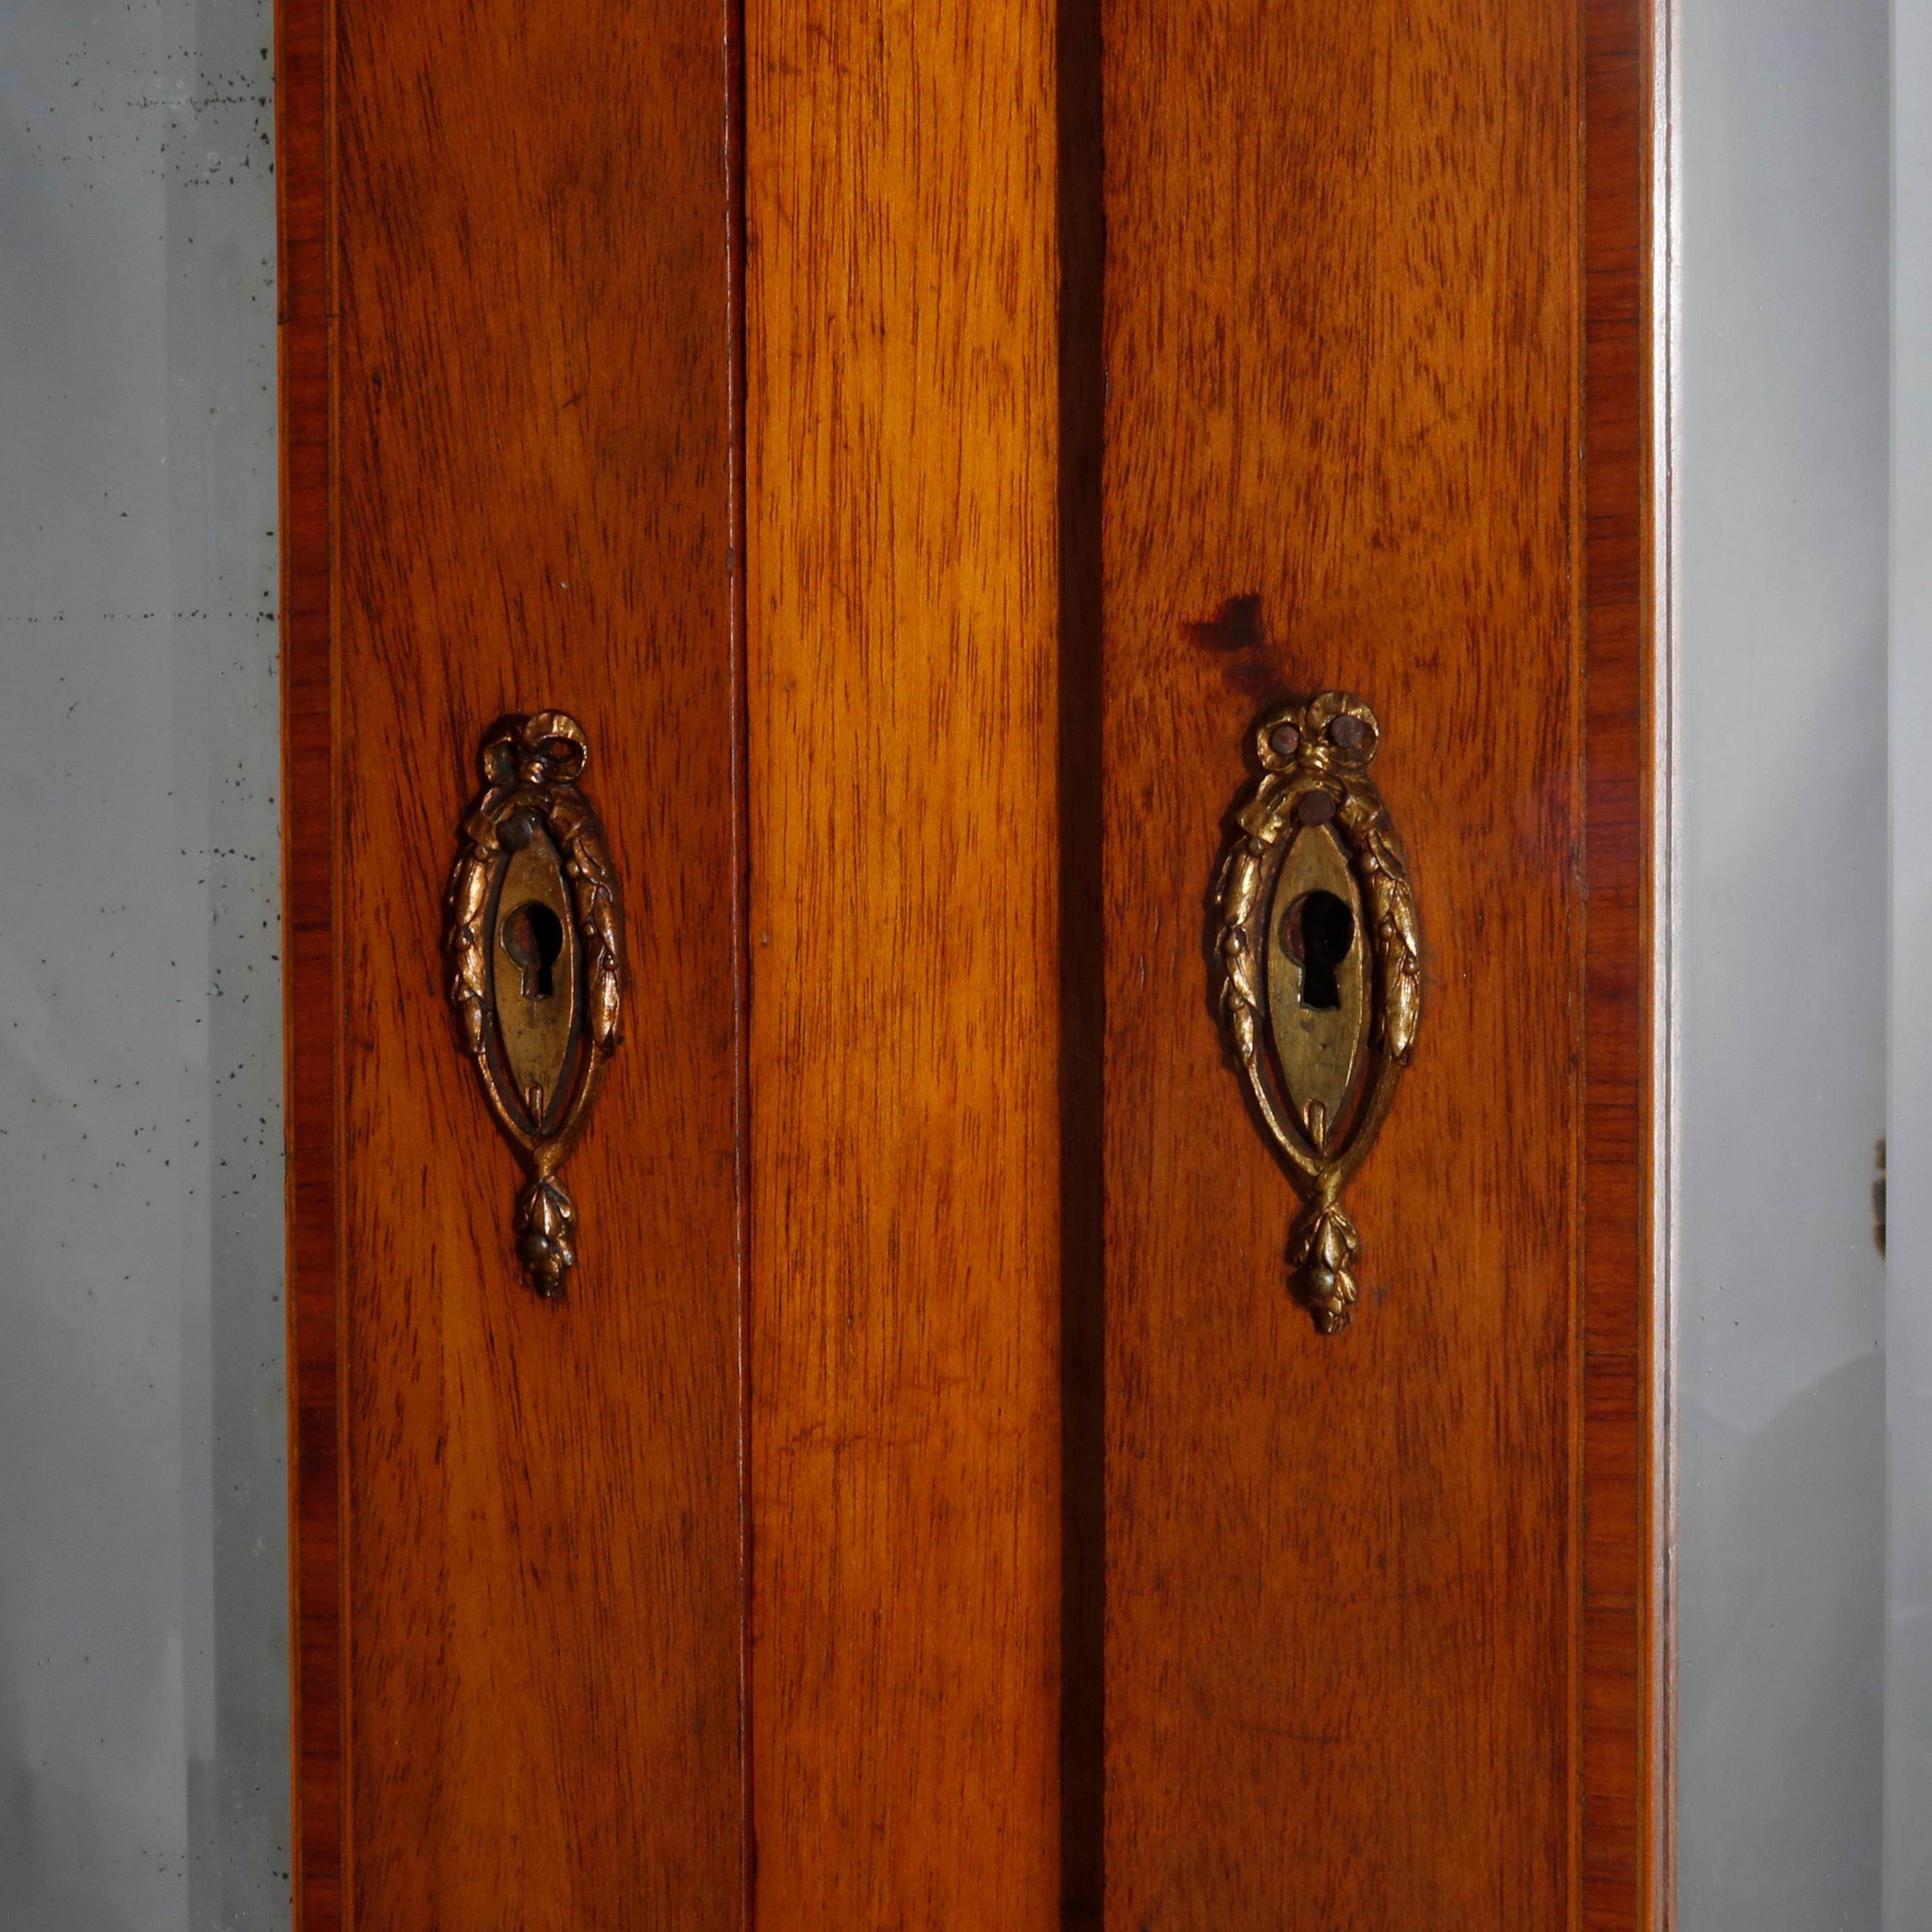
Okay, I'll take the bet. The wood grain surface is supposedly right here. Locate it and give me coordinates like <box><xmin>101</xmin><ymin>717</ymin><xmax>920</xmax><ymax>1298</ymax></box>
<box><xmin>743</xmin><ymin>2</ymin><xmax>1066</xmax><ymax>1923</ymax></box>
<box><xmin>284</xmin><ymin>0</ymin><xmax>750</xmax><ymax>1923</ymax></box>
<box><xmin>1098</xmin><ymin>1</ymin><xmax>1592</xmax><ymax>1925</ymax></box>
<box><xmin>282</xmin><ymin>0</ymin><xmax>1657</xmax><ymax>1920</ymax></box>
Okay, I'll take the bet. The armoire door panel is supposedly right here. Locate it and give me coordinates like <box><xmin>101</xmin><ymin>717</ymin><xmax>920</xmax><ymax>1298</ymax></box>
<box><xmin>281</xmin><ymin>0</ymin><xmax>1655</xmax><ymax>1922</ymax></box>
<box><xmin>282</xmin><ymin>1</ymin><xmax>749</xmax><ymax>1924</ymax></box>
<box><xmin>1096</xmin><ymin>0</ymin><xmax>1647</xmax><ymax>1924</ymax></box>
<box><xmin>743</xmin><ymin>3</ymin><xmax>1067</xmax><ymax>1923</ymax></box>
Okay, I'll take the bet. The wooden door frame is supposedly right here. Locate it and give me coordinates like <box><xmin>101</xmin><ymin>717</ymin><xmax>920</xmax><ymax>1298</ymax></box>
<box><xmin>276</xmin><ymin>0</ymin><xmax>1664</xmax><ymax>1922</ymax></box>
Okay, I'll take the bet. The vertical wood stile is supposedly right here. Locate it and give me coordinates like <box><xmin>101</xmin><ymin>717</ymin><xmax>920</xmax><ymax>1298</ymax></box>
<box><xmin>282</xmin><ymin>0</ymin><xmax>751</xmax><ymax>1922</ymax></box>
<box><xmin>1096</xmin><ymin>1</ymin><xmax>1600</xmax><ymax>1923</ymax></box>
<box><xmin>744</xmin><ymin>3</ymin><xmax>1067</xmax><ymax>1922</ymax></box>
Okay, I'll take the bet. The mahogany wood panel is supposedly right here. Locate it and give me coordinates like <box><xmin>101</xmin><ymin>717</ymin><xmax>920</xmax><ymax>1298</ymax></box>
<box><xmin>1098</xmin><ymin>0</ymin><xmax>1615</xmax><ymax>1925</ymax></box>
<box><xmin>743</xmin><ymin>2</ymin><xmax>1066</xmax><ymax>1923</ymax></box>
<box><xmin>280</xmin><ymin>0</ymin><xmax>749</xmax><ymax>1923</ymax></box>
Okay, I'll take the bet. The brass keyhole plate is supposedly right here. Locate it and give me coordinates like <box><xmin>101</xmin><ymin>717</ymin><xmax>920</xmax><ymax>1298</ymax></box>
<box><xmin>1214</xmin><ymin>691</ymin><xmax>1421</xmax><ymax>1332</ymax></box>
<box><xmin>447</xmin><ymin>711</ymin><xmax>624</xmax><ymax>1297</ymax></box>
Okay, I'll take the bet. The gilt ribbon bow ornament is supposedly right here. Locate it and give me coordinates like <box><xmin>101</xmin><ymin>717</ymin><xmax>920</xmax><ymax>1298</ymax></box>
<box><xmin>446</xmin><ymin>712</ymin><xmax>623</xmax><ymax>1297</ymax></box>
<box><xmin>1212</xmin><ymin>692</ymin><xmax>1421</xmax><ymax>1332</ymax></box>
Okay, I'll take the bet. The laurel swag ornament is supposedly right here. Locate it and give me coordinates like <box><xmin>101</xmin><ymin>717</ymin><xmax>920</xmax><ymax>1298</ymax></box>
<box><xmin>1213</xmin><ymin>691</ymin><xmax>1421</xmax><ymax>1332</ymax></box>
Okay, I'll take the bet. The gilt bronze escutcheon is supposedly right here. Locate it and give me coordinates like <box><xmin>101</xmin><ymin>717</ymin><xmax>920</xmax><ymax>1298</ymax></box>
<box><xmin>447</xmin><ymin>712</ymin><xmax>623</xmax><ymax>1296</ymax></box>
<box><xmin>1214</xmin><ymin>692</ymin><xmax>1421</xmax><ymax>1332</ymax></box>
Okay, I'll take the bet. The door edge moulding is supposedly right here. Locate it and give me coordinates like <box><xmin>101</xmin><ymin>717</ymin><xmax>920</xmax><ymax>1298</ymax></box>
<box><xmin>1578</xmin><ymin>0</ymin><xmax>1672</xmax><ymax>1924</ymax></box>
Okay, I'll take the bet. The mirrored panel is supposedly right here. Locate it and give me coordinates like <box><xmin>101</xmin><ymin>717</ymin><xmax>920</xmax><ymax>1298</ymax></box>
<box><xmin>0</xmin><ymin>1</ymin><xmax>288</xmax><ymax>1923</ymax></box>
<box><xmin>1891</xmin><ymin>7</ymin><xmax>1932</xmax><ymax>1925</ymax></box>
<box><xmin>1673</xmin><ymin>0</ymin><xmax>1895</xmax><ymax>1923</ymax></box>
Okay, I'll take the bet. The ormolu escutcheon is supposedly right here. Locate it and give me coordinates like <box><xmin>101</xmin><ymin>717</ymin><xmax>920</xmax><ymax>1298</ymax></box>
<box><xmin>446</xmin><ymin>712</ymin><xmax>623</xmax><ymax>1296</ymax></box>
<box><xmin>1213</xmin><ymin>693</ymin><xmax>1421</xmax><ymax>1332</ymax></box>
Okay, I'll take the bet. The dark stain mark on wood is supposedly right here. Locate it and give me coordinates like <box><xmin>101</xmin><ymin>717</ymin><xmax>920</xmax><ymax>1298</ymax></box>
<box><xmin>1181</xmin><ymin>592</ymin><xmax>1264</xmax><ymax>651</ymax></box>
<box><xmin>1181</xmin><ymin>592</ymin><xmax>1297</xmax><ymax>699</ymax></box>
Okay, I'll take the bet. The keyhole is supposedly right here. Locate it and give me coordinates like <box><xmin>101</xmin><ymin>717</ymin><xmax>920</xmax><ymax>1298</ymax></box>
<box><xmin>1281</xmin><ymin>890</ymin><xmax>1354</xmax><ymax>1011</ymax></box>
<box><xmin>502</xmin><ymin>902</ymin><xmax>565</xmax><ymax>1000</ymax></box>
